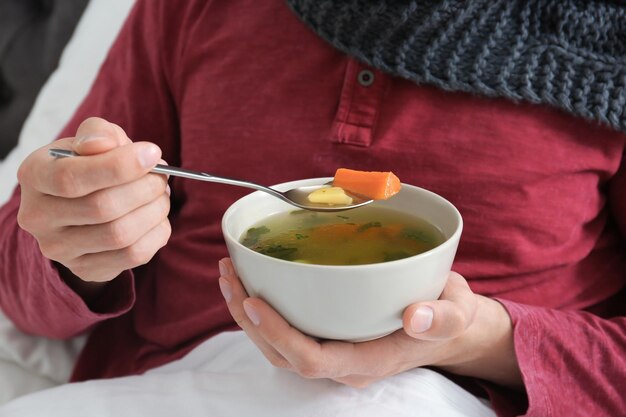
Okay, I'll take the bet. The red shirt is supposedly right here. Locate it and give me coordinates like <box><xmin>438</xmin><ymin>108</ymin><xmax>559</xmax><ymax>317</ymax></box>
<box><xmin>1</xmin><ymin>1</ymin><xmax>625</xmax><ymax>416</ymax></box>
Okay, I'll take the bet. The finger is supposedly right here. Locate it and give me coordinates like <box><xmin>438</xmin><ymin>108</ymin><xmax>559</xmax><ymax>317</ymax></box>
<box><xmin>71</xmin><ymin>172</ymin><xmax>169</xmax><ymax>225</ymax></box>
<box><xmin>332</xmin><ymin>374</ymin><xmax>379</xmax><ymax>388</ymax></box>
<box><xmin>241</xmin><ymin>297</ymin><xmax>324</xmax><ymax>377</ymax></box>
<box><xmin>65</xmin><ymin>219</ymin><xmax>172</xmax><ymax>282</ymax></box>
<box><xmin>241</xmin><ymin>296</ymin><xmax>389</xmax><ymax>379</ymax></box>
<box><xmin>218</xmin><ymin>259</ymin><xmax>291</xmax><ymax>370</ymax></box>
<box><xmin>17</xmin><ymin>137</ymin><xmax>74</xmax><ymax>190</ymax></box>
<box><xmin>247</xmin><ymin>302</ymin><xmax>423</xmax><ymax>380</ymax></box>
<box><xmin>218</xmin><ymin>260</ymin><xmax>429</xmax><ymax>381</ymax></box>
<box><xmin>40</xmin><ymin>193</ymin><xmax>170</xmax><ymax>260</ymax></box>
<box><xmin>44</xmin><ymin>171</ymin><xmax>168</xmax><ymax>228</ymax></box>
<box><xmin>72</xmin><ymin>117</ymin><xmax>132</xmax><ymax>155</ymax></box>
<box><xmin>402</xmin><ymin>271</ymin><xmax>477</xmax><ymax>341</ymax></box>
<box><xmin>33</xmin><ymin>141</ymin><xmax>162</xmax><ymax>198</ymax></box>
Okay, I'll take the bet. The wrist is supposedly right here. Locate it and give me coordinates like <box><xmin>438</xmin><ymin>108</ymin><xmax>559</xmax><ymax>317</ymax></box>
<box><xmin>436</xmin><ymin>295</ymin><xmax>523</xmax><ymax>387</ymax></box>
<box><xmin>56</xmin><ymin>262</ymin><xmax>111</xmax><ymax>306</ymax></box>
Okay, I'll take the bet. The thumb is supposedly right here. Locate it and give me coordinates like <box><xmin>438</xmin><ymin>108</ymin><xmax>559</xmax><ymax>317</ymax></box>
<box><xmin>402</xmin><ymin>272</ymin><xmax>477</xmax><ymax>341</ymax></box>
<box><xmin>72</xmin><ymin>117</ymin><xmax>132</xmax><ymax>156</ymax></box>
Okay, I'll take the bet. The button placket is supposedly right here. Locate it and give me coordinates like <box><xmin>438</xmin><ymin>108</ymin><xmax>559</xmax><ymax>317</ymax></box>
<box><xmin>330</xmin><ymin>59</ymin><xmax>389</xmax><ymax>147</ymax></box>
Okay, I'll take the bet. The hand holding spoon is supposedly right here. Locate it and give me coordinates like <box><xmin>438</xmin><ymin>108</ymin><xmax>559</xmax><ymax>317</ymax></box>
<box><xmin>48</xmin><ymin>149</ymin><xmax>372</xmax><ymax>212</ymax></box>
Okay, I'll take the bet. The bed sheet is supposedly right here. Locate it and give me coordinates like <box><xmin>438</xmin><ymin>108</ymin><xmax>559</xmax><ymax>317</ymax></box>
<box><xmin>0</xmin><ymin>331</ymin><xmax>495</xmax><ymax>417</ymax></box>
<box><xmin>0</xmin><ymin>313</ymin><xmax>85</xmax><ymax>405</ymax></box>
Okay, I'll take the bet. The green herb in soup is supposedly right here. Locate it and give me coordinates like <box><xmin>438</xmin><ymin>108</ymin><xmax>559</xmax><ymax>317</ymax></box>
<box><xmin>239</xmin><ymin>206</ymin><xmax>445</xmax><ymax>265</ymax></box>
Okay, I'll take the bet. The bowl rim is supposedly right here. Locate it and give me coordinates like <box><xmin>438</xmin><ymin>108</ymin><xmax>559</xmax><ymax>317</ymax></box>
<box><xmin>221</xmin><ymin>177</ymin><xmax>463</xmax><ymax>270</ymax></box>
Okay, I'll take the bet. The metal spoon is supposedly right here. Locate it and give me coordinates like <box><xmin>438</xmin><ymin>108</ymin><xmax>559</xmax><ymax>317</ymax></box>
<box><xmin>48</xmin><ymin>148</ymin><xmax>372</xmax><ymax>212</ymax></box>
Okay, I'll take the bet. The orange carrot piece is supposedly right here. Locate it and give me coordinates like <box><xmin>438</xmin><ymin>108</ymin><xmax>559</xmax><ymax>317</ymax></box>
<box><xmin>332</xmin><ymin>168</ymin><xmax>401</xmax><ymax>200</ymax></box>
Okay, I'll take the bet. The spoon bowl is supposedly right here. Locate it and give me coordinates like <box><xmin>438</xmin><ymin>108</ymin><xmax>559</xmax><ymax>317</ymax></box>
<box><xmin>48</xmin><ymin>148</ymin><xmax>372</xmax><ymax>212</ymax></box>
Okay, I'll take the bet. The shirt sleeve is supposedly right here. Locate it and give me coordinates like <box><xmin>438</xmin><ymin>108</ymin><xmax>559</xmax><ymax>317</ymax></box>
<box><xmin>483</xmin><ymin>297</ymin><xmax>626</xmax><ymax>417</ymax></box>
<box><xmin>0</xmin><ymin>189</ymin><xmax>136</xmax><ymax>338</ymax></box>
<box><xmin>0</xmin><ymin>0</ymin><xmax>184</xmax><ymax>339</ymax></box>
<box><xmin>485</xmin><ymin>151</ymin><xmax>626</xmax><ymax>417</ymax></box>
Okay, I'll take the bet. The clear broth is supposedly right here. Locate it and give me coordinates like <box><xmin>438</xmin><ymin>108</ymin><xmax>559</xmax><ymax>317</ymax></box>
<box><xmin>239</xmin><ymin>206</ymin><xmax>445</xmax><ymax>265</ymax></box>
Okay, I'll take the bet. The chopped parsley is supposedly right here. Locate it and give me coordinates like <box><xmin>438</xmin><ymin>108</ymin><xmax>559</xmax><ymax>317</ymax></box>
<box><xmin>257</xmin><ymin>244</ymin><xmax>298</xmax><ymax>261</ymax></box>
<box><xmin>357</xmin><ymin>221</ymin><xmax>382</xmax><ymax>232</ymax></box>
<box><xmin>241</xmin><ymin>226</ymin><xmax>270</xmax><ymax>247</ymax></box>
<box><xmin>401</xmin><ymin>228</ymin><xmax>434</xmax><ymax>244</ymax></box>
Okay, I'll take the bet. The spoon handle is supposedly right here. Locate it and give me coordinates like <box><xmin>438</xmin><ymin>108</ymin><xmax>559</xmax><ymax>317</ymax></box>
<box><xmin>47</xmin><ymin>148</ymin><xmax>284</xmax><ymax>198</ymax></box>
<box><xmin>150</xmin><ymin>164</ymin><xmax>276</xmax><ymax>195</ymax></box>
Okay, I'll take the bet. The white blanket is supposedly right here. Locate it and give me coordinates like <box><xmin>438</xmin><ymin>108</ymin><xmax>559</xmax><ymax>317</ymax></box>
<box><xmin>0</xmin><ymin>314</ymin><xmax>85</xmax><ymax>405</ymax></box>
<box><xmin>0</xmin><ymin>331</ymin><xmax>495</xmax><ymax>417</ymax></box>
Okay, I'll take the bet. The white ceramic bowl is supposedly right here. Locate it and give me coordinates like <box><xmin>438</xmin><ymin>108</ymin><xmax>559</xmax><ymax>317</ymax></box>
<box><xmin>222</xmin><ymin>178</ymin><xmax>463</xmax><ymax>342</ymax></box>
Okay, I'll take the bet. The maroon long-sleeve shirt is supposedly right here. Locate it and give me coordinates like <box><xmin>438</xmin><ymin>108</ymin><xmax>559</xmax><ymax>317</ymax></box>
<box><xmin>0</xmin><ymin>1</ymin><xmax>625</xmax><ymax>416</ymax></box>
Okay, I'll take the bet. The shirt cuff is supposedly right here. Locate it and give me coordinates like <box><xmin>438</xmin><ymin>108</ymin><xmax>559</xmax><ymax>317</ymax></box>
<box><xmin>485</xmin><ymin>298</ymin><xmax>551</xmax><ymax>417</ymax></box>
<box><xmin>48</xmin><ymin>261</ymin><xmax>136</xmax><ymax>321</ymax></box>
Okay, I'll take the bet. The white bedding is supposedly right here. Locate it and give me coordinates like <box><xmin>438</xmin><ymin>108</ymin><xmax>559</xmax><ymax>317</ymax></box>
<box><xmin>0</xmin><ymin>331</ymin><xmax>495</xmax><ymax>417</ymax></box>
<box><xmin>0</xmin><ymin>315</ymin><xmax>85</xmax><ymax>405</ymax></box>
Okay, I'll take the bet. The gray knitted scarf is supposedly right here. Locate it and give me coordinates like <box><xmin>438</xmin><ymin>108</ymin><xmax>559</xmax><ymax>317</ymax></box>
<box><xmin>285</xmin><ymin>0</ymin><xmax>626</xmax><ymax>133</ymax></box>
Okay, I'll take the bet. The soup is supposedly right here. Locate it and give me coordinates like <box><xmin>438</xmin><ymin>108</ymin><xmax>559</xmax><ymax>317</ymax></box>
<box><xmin>239</xmin><ymin>206</ymin><xmax>445</xmax><ymax>265</ymax></box>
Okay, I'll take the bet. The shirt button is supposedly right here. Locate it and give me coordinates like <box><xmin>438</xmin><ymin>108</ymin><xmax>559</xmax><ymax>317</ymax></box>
<box><xmin>357</xmin><ymin>69</ymin><xmax>375</xmax><ymax>87</ymax></box>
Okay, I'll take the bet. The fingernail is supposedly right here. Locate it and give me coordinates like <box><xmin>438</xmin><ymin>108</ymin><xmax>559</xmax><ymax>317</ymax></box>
<box><xmin>74</xmin><ymin>134</ymin><xmax>104</xmax><ymax>146</ymax></box>
<box><xmin>138</xmin><ymin>144</ymin><xmax>160</xmax><ymax>169</ymax></box>
<box><xmin>218</xmin><ymin>278</ymin><xmax>232</xmax><ymax>303</ymax></box>
<box><xmin>243</xmin><ymin>301</ymin><xmax>261</xmax><ymax>326</ymax></box>
<box><xmin>411</xmin><ymin>306</ymin><xmax>433</xmax><ymax>333</ymax></box>
<box><xmin>218</xmin><ymin>260</ymin><xmax>229</xmax><ymax>277</ymax></box>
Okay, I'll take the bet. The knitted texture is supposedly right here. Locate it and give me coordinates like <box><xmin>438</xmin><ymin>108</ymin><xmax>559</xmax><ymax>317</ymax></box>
<box><xmin>285</xmin><ymin>0</ymin><xmax>626</xmax><ymax>133</ymax></box>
